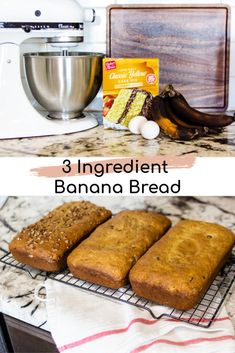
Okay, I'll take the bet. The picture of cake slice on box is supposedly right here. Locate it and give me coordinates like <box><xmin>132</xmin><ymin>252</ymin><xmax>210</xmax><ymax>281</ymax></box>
<box><xmin>104</xmin><ymin>88</ymin><xmax>153</xmax><ymax>128</ymax></box>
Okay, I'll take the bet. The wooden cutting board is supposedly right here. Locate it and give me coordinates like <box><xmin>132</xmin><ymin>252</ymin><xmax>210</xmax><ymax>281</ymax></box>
<box><xmin>107</xmin><ymin>5</ymin><xmax>230</xmax><ymax>112</ymax></box>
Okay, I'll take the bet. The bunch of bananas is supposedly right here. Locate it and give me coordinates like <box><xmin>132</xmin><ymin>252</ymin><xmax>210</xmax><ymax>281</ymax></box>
<box><xmin>151</xmin><ymin>85</ymin><xmax>234</xmax><ymax>140</ymax></box>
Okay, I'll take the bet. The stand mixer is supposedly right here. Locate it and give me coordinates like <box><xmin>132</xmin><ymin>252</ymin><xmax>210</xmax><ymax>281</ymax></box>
<box><xmin>0</xmin><ymin>0</ymin><xmax>102</xmax><ymax>139</ymax></box>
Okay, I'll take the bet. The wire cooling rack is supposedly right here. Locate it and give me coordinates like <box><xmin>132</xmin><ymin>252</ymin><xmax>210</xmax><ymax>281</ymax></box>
<box><xmin>1</xmin><ymin>250</ymin><xmax>235</xmax><ymax>328</ymax></box>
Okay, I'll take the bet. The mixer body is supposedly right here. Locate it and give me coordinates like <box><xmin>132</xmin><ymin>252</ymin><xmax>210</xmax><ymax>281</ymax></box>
<box><xmin>0</xmin><ymin>0</ymin><xmax>99</xmax><ymax>139</ymax></box>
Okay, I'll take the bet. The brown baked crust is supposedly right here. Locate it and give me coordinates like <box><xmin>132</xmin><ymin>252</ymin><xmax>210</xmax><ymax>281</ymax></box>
<box><xmin>67</xmin><ymin>210</ymin><xmax>171</xmax><ymax>288</ymax></box>
<box><xmin>129</xmin><ymin>220</ymin><xmax>235</xmax><ymax>310</ymax></box>
<box><xmin>9</xmin><ymin>201</ymin><xmax>112</xmax><ymax>272</ymax></box>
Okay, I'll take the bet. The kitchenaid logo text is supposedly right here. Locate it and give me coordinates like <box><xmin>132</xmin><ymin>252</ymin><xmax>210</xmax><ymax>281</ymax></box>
<box><xmin>54</xmin><ymin>159</ymin><xmax>181</xmax><ymax>195</ymax></box>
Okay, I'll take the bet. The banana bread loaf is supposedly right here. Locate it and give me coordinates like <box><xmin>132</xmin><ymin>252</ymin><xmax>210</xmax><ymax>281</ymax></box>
<box><xmin>67</xmin><ymin>210</ymin><xmax>171</xmax><ymax>288</ymax></box>
<box><xmin>9</xmin><ymin>201</ymin><xmax>112</xmax><ymax>272</ymax></box>
<box><xmin>129</xmin><ymin>220</ymin><xmax>235</xmax><ymax>310</ymax></box>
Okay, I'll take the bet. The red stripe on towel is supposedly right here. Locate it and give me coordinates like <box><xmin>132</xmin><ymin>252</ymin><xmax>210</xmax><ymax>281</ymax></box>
<box><xmin>130</xmin><ymin>335</ymin><xmax>235</xmax><ymax>353</ymax></box>
<box><xmin>58</xmin><ymin>316</ymin><xmax>231</xmax><ymax>352</ymax></box>
<box><xmin>58</xmin><ymin>318</ymin><xmax>159</xmax><ymax>352</ymax></box>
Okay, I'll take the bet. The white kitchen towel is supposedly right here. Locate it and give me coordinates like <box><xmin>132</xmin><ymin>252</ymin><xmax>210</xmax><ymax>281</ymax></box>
<box><xmin>43</xmin><ymin>279</ymin><xmax>235</xmax><ymax>353</ymax></box>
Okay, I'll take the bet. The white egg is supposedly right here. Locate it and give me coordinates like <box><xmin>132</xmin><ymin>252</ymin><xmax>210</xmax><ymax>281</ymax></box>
<box><xmin>140</xmin><ymin>121</ymin><xmax>160</xmax><ymax>140</ymax></box>
<box><xmin>128</xmin><ymin>116</ymin><xmax>147</xmax><ymax>134</ymax></box>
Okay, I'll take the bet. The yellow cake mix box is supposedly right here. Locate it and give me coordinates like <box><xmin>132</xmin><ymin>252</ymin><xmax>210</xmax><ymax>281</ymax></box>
<box><xmin>103</xmin><ymin>58</ymin><xmax>159</xmax><ymax>129</ymax></box>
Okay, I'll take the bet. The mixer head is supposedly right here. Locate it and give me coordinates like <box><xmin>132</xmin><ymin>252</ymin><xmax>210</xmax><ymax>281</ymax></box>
<box><xmin>0</xmin><ymin>0</ymin><xmax>95</xmax><ymax>45</ymax></box>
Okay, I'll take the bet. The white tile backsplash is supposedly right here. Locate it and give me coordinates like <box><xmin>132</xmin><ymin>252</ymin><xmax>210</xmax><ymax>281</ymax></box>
<box><xmin>230</xmin><ymin>42</ymin><xmax>235</xmax><ymax>76</ymax></box>
<box><xmin>230</xmin><ymin>6</ymin><xmax>235</xmax><ymax>42</ymax></box>
<box><xmin>228</xmin><ymin>77</ymin><xmax>235</xmax><ymax>110</ymax></box>
<box><xmin>74</xmin><ymin>42</ymin><xmax>106</xmax><ymax>53</ymax></box>
<box><xmin>221</xmin><ymin>0</ymin><xmax>235</xmax><ymax>5</ymax></box>
<box><xmin>78</xmin><ymin>0</ymin><xmax>116</xmax><ymax>7</ymax></box>
<box><xmin>84</xmin><ymin>8</ymin><xmax>107</xmax><ymax>43</ymax></box>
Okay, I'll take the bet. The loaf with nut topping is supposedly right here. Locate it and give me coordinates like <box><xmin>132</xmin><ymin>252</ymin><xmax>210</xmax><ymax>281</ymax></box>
<box><xmin>67</xmin><ymin>210</ymin><xmax>171</xmax><ymax>288</ymax></box>
<box><xmin>129</xmin><ymin>220</ymin><xmax>235</xmax><ymax>310</ymax></box>
<box><xmin>9</xmin><ymin>201</ymin><xmax>112</xmax><ymax>272</ymax></box>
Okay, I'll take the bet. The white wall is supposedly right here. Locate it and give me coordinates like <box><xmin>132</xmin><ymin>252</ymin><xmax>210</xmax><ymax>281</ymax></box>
<box><xmin>79</xmin><ymin>0</ymin><xmax>235</xmax><ymax>111</ymax></box>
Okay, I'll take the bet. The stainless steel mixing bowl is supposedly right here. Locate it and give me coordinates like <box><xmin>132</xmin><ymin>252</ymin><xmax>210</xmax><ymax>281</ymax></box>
<box><xmin>24</xmin><ymin>52</ymin><xmax>104</xmax><ymax>120</ymax></box>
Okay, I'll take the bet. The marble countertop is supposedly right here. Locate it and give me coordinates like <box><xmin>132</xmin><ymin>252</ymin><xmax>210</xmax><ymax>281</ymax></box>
<box><xmin>0</xmin><ymin>196</ymin><xmax>235</xmax><ymax>333</ymax></box>
<box><xmin>1</xmin><ymin>113</ymin><xmax>235</xmax><ymax>157</ymax></box>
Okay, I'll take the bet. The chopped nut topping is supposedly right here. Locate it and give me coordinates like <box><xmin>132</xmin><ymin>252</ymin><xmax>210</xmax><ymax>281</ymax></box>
<box><xmin>12</xmin><ymin>201</ymin><xmax>110</xmax><ymax>261</ymax></box>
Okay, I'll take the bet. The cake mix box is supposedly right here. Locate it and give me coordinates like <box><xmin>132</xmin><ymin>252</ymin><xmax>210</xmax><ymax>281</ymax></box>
<box><xmin>103</xmin><ymin>58</ymin><xmax>159</xmax><ymax>129</ymax></box>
